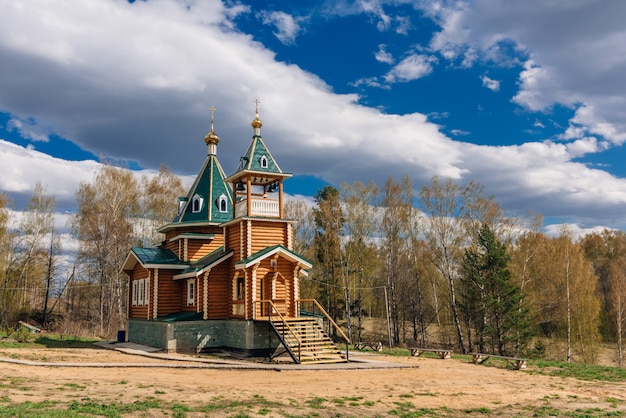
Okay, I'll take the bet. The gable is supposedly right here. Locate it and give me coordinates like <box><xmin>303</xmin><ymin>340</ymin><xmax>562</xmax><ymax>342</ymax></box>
<box><xmin>235</xmin><ymin>244</ymin><xmax>312</xmax><ymax>270</ymax></box>
<box><xmin>123</xmin><ymin>247</ymin><xmax>188</xmax><ymax>272</ymax></box>
<box><xmin>173</xmin><ymin>247</ymin><xmax>234</xmax><ymax>279</ymax></box>
<box><xmin>236</xmin><ymin>137</ymin><xmax>283</xmax><ymax>175</ymax></box>
<box><xmin>169</xmin><ymin>155</ymin><xmax>233</xmax><ymax>226</ymax></box>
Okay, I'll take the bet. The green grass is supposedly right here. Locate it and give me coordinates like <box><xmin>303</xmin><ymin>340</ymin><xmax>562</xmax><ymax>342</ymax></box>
<box><xmin>0</xmin><ymin>334</ymin><xmax>99</xmax><ymax>350</ymax></box>
<box><xmin>1</xmin><ymin>394</ymin><xmax>625</xmax><ymax>417</ymax></box>
<box><xmin>531</xmin><ymin>359</ymin><xmax>626</xmax><ymax>382</ymax></box>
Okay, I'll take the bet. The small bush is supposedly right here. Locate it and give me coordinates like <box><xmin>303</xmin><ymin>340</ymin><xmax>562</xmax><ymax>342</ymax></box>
<box><xmin>12</xmin><ymin>328</ymin><xmax>35</xmax><ymax>343</ymax></box>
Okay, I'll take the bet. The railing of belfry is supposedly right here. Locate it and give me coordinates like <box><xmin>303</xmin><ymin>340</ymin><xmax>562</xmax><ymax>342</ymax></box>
<box><xmin>256</xmin><ymin>299</ymin><xmax>302</xmax><ymax>363</ymax></box>
<box><xmin>297</xmin><ymin>298</ymin><xmax>351</xmax><ymax>362</ymax></box>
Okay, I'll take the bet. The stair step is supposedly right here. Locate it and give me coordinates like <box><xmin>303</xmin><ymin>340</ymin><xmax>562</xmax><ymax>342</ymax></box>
<box><xmin>300</xmin><ymin>357</ymin><xmax>346</xmax><ymax>364</ymax></box>
<box><xmin>270</xmin><ymin>317</ymin><xmax>347</xmax><ymax>365</ymax></box>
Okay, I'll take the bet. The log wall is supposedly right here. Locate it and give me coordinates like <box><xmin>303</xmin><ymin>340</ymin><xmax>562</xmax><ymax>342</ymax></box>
<box><xmin>156</xmin><ymin>270</ymin><xmax>183</xmax><ymax>316</ymax></box>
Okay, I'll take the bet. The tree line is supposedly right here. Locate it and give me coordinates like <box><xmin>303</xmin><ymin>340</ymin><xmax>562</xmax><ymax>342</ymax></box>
<box><xmin>288</xmin><ymin>176</ymin><xmax>625</xmax><ymax>366</ymax></box>
<box><xmin>0</xmin><ymin>161</ymin><xmax>185</xmax><ymax>338</ymax></box>
<box><xmin>1</xmin><ymin>163</ymin><xmax>624</xmax><ymax>366</ymax></box>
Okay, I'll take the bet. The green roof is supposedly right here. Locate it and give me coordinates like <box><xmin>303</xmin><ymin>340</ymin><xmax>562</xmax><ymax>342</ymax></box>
<box><xmin>171</xmin><ymin>154</ymin><xmax>233</xmax><ymax>225</ymax></box>
<box><xmin>175</xmin><ymin>247</ymin><xmax>234</xmax><ymax>276</ymax></box>
<box><xmin>234</xmin><ymin>136</ymin><xmax>284</xmax><ymax>175</ymax></box>
<box><xmin>131</xmin><ymin>247</ymin><xmax>186</xmax><ymax>266</ymax></box>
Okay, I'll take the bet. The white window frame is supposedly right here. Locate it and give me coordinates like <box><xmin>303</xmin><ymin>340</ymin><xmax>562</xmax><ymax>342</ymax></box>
<box><xmin>217</xmin><ymin>194</ymin><xmax>228</xmax><ymax>213</ymax></box>
<box><xmin>132</xmin><ymin>280</ymin><xmax>138</xmax><ymax>306</ymax></box>
<box><xmin>138</xmin><ymin>279</ymin><xmax>144</xmax><ymax>305</ymax></box>
<box><xmin>144</xmin><ymin>277</ymin><xmax>150</xmax><ymax>306</ymax></box>
<box><xmin>131</xmin><ymin>278</ymin><xmax>150</xmax><ymax>307</ymax></box>
<box><xmin>260</xmin><ymin>155</ymin><xmax>268</xmax><ymax>168</ymax></box>
<box><xmin>191</xmin><ymin>194</ymin><xmax>204</xmax><ymax>213</ymax></box>
<box><xmin>187</xmin><ymin>279</ymin><xmax>195</xmax><ymax>305</ymax></box>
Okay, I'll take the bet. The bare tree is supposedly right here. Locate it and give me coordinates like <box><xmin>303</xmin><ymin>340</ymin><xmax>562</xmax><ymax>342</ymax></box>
<box><xmin>140</xmin><ymin>164</ymin><xmax>185</xmax><ymax>245</ymax></box>
<box><xmin>419</xmin><ymin>176</ymin><xmax>467</xmax><ymax>352</ymax></box>
<box><xmin>380</xmin><ymin>175</ymin><xmax>413</xmax><ymax>345</ymax></box>
<box><xmin>72</xmin><ymin>161</ymin><xmax>140</xmax><ymax>337</ymax></box>
<box><xmin>0</xmin><ymin>193</ymin><xmax>17</xmax><ymax>329</ymax></box>
<box><xmin>341</xmin><ymin>181</ymin><xmax>379</xmax><ymax>343</ymax></box>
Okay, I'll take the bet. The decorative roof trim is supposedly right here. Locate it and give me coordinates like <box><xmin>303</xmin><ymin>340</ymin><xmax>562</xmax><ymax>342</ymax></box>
<box><xmin>235</xmin><ymin>244</ymin><xmax>312</xmax><ymax>270</ymax></box>
<box><xmin>168</xmin><ymin>233</ymin><xmax>215</xmax><ymax>242</ymax></box>
<box><xmin>173</xmin><ymin>248</ymin><xmax>234</xmax><ymax>280</ymax></box>
<box><xmin>122</xmin><ymin>249</ymin><xmax>189</xmax><ymax>273</ymax></box>
<box><xmin>157</xmin><ymin>221</ymin><xmax>223</xmax><ymax>233</ymax></box>
<box><xmin>223</xmin><ymin>170</ymin><xmax>292</xmax><ymax>183</ymax></box>
<box><xmin>220</xmin><ymin>217</ymin><xmax>298</xmax><ymax>228</ymax></box>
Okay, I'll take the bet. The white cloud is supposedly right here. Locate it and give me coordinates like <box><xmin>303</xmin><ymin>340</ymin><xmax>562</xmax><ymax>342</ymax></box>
<box><xmin>383</xmin><ymin>54</ymin><xmax>437</xmax><ymax>83</ymax></box>
<box><xmin>375</xmin><ymin>44</ymin><xmax>394</xmax><ymax>64</ymax></box>
<box><xmin>422</xmin><ymin>0</ymin><xmax>626</xmax><ymax>155</ymax></box>
<box><xmin>480</xmin><ymin>75</ymin><xmax>500</xmax><ymax>92</ymax></box>
<box><xmin>0</xmin><ymin>140</ymin><xmax>99</xmax><ymax>210</ymax></box>
<box><xmin>7</xmin><ymin>118</ymin><xmax>50</xmax><ymax>142</ymax></box>
<box><xmin>450</xmin><ymin>129</ymin><xmax>470</xmax><ymax>136</ymax></box>
<box><xmin>563</xmin><ymin>105</ymin><xmax>626</xmax><ymax>146</ymax></box>
<box><xmin>258</xmin><ymin>11</ymin><xmax>303</xmax><ymax>45</ymax></box>
<box><xmin>349</xmin><ymin>77</ymin><xmax>387</xmax><ymax>89</ymax></box>
<box><xmin>1</xmin><ymin>0</ymin><xmax>626</xmax><ymax>232</ymax></box>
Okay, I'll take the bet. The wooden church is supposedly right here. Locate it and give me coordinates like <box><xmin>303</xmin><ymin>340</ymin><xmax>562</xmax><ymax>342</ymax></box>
<box><xmin>122</xmin><ymin>104</ymin><xmax>349</xmax><ymax>363</ymax></box>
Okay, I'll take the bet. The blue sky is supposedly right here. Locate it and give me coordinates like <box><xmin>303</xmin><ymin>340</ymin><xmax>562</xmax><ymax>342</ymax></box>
<box><xmin>1</xmin><ymin>0</ymin><xmax>626</xmax><ymax>235</ymax></box>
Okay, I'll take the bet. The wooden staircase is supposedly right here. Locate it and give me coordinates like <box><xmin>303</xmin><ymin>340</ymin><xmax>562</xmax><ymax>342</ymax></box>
<box><xmin>270</xmin><ymin>317</ymin><xmax>346</xmax><ymax>364</ymax></box>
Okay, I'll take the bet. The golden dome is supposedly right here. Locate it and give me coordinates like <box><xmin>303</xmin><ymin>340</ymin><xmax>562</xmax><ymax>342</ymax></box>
<box><xmin>205</xmin><ymin>129</ymin><xmax>219</xmax><ymax>145</ymax></box>
<box><xmin>251</xmin><ymin>116</ymin><xmax>263</xmax><ymax>129</ymax></box>
<box><xmin>251</xmin><ymin>98</ymin><xmax>262</xmax><ymax>130</ymax></box>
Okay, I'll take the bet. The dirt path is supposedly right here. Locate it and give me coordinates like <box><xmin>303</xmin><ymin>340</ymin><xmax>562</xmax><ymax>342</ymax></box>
<box><xmin>1</xmin><ymin>346</ymin><xmax>626</xmax><ymax>416</ymax></box>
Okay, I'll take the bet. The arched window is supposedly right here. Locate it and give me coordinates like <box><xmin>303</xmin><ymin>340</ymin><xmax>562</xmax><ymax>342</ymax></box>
<box><xmin>192</xmin><ymin>194</ymin><xmax>203</xmax><ymax>213</ymax></box>
<box><xmin>260</xmin><ymin>155</ymin><xmax>268</xmax><ymax>168</ymax></box>
<box><xmin>217</xmin><ymin>194</ymin><xmax>228</xmax><ymax>213</ymax></box>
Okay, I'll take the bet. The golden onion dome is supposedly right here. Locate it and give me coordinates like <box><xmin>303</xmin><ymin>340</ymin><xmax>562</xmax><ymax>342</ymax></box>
<box><xmin>204</xmin><ymin>129</ymin><xmax>219</xmax><ymax>145</ymax></box>
<box><xmin>251</xmin><ymin>116</ymin><xmax>263</xmax><ymax>129</ymax></box>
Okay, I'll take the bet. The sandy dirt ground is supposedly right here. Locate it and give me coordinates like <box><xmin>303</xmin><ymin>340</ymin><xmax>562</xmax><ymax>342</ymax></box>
<box><xmin>1</xmin><ymin>345</ymin><xmax>626</xmax><ymax>417</ymax></box>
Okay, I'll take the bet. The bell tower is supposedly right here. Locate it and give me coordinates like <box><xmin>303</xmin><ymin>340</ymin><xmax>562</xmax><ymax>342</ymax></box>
<box><xmin>222</xmin><ymin>100</ymin><xmax>308</xmax><ymax>320</ymax></box>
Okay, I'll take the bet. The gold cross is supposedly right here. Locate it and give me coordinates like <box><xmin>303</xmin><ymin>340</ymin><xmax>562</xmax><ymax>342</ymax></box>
<box><xmin>253</xmin><ymin>99</ymin><xmax>260</xmax><ymax>116</ymax></box>
<box><xmin>209</xmin><ymin>106</ymin><xmax>216</xmax><ymax>123</ymax></box>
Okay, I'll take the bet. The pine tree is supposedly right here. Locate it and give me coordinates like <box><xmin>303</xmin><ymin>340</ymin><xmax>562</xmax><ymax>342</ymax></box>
<box><xmin>461</xmin><ymin>224</ymin><xmax>532</xmax><ymax>356</ymax></box>
<box><xmin>312</xmin><ymin>186</ymin><xmax>344</xmax><ymax>333</ymax></box>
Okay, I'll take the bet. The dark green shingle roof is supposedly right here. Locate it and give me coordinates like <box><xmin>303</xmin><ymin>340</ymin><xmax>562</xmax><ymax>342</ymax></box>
<box><xmin>171</xmin><ymin>154</ymin><xmax>233</xmax><ymax>225</ymax></box>
<box><xmin>131</xmin><ymin>247</ymin><xmax>186</xmax><ymax>266</ymax></box>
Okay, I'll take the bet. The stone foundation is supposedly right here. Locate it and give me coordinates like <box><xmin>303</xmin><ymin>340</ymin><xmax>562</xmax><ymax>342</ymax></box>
<box><xmin>127</xmin><ymin>318</ymin><xmax>277</xmax><ymax>356</ymax></box>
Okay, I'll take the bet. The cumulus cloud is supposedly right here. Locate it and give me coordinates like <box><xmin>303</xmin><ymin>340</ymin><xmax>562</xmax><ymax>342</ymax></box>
<box><xmin>375</xmin><ymin>44</ymin><xmax>394</xmax><ymax>64</ymax></box>
<box><xmin>1</xmin><ymin>0</ymin><xmax>626</xmax><ymax>232</ymax></box>
<box><xmin>7</xmin><ymin>118</ymin><xmax>50</xmax><ymax>142</ymax></box>
<box><xmin>480</xmin><ymin>75</ymin><xmax>500</xmax><ymax>92</ymax></box>
<box><xmin>383</xmin><ymin>54</ymin><xmax>437</xmax><ymax>83</ymax></box>
<box><xmin>422</xmin><ymin>0</ymin><xmax>626</xmax><ymax>152</ymax></box>
<box><xmin>258</xmin><ymin>10</ymin><xmax>303</xmax><ymax>45</ymax></box>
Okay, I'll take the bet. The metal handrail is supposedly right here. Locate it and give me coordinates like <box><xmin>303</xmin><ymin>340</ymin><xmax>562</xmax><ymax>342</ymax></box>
<box><xmin>255</xmin><ymin>299</ymin><xmax>302</xmax><ymax>363</ymax></box>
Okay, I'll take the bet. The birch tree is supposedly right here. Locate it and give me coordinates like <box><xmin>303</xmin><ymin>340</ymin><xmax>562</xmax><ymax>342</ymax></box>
<box><xmin>380</xmin><ymin>176</ymin><xmax>413</xmax><ymax>345</ymax></box>
<box><xmin>341</xmin><ymin>181</ymin><xmax>379</xmax><ymax>343</ymax></box>
<box><xmin>72</xmin><ymin>161</ymin><xmax>140</xmax><ymax>336</ymax></box>
<box><xmin>141</xmin><ymin>164</ymin><xmax>185</xmax><ymax>245</ymax></box>
<box><xmin>420</xmin><ymin>176</ymin><xmax>467</xmax><ymax>352</ymax></box>
<box><xmin>0</xmin><ymin>193</ymin><xmax>17</xmax><ymax>329</ymax></box>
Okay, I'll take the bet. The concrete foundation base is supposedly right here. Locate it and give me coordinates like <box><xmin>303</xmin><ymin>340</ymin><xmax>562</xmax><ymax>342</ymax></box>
<box><xmin>127</xmin><ymin>318</ymin><xmax>278</xmax><ymax>356</ymax></box>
